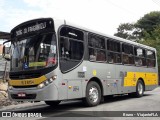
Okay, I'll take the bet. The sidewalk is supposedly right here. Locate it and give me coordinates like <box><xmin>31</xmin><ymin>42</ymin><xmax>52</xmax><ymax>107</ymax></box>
<box><xmin>0</xmin><ymin>101</ymin><xmax>45</xmax><ymax>111</ymax></box>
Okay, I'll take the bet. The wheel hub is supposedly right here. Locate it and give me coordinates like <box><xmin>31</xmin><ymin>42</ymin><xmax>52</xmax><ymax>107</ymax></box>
<box><xmin>89</xmin><ymin>87</ymin><xmax>99</xmax><ymax>103</ymax></box>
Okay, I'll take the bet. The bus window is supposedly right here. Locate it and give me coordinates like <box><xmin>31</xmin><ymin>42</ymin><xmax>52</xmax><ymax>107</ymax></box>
<box><xmin>134</xmin><ymin>47</ymin><xmax>146</xmax><ymax>66</ymax></box>
<box><xmin>60</xmin><ymin>38</ymin><xmax>83</xmax><ymax>60</ymax></box>
<box><xmin>60</xmin><ymin>37</ymin><xmax>70</xmax><ymax>59</ymax></box>
<box><xmin>146</xmin><ymin>51</ymin><xmax>155</xmax><ymax>59</ymax></box>
<box><xmin>59</xmin><ymin>27</ymin><xmax>84</xmax><ymax>72</ymax></box>
<box><xmin>147</xmin><ymin>59</ymin><xmax>156</xmax><ymax>67</ymax></box>
<box><xmin>88</xmin><ymin>34</ymin><xmax>106</xmax><ymax>62</ymax></box>
<box><xmin>107</xmin><ymin>40</ymin><xmax>121</xmax><ymax>64</ymax></box>
<box><xmin>89</xmin><ymin>48</ymin><xmax>96</xmax><ymax>61</ymax></box>
<box><xmin>88</xmin><ymin>35</ymin><xmax>105</xmax><ymax>49</ymax></box>
<box><xmin>60</xmin><ymin>27</ymin><xmax>84</xmax><ymax>40</ymax></box>
<box><xmin>107</xmin><ymin>40</ymin><xmax>120</xmax><ymax>52</ymax></box>
<box><xmin>122</xmin><ymin>44</ymin><xmax>134</xmax><ymax>65</ymax></box>
<box><xmin>89</xmin><ymin>48</ymin><xmax>106</xmax><ymax>61</ymax></box>
<box><xmin>96</xmin><ymin>50</ymin><xmax>106</xmax><ymax>61</ymax></box>
<box><xmin>108</xmin><ymin>52</ymin><xmax>121</xmax><ymax>63</ymax></box>
<box><xmin>146</xmin><ymin>50</ymin><xmax>156</xmax><ymax>67</ymax></box>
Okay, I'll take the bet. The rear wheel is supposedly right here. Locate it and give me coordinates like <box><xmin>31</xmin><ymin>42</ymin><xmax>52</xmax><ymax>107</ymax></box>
<box><xmin>129</xmin><ymin>80</ymin><xmax>144</xmax><ymax>97</ymax></box>
<box><xmin>45</xmin><ymin>101</ymin><xmax>61</xmax><ymax>106</ymax></box>
<box><xmin>83</xmin><ymin>81</ymin><xmax>101</xmax><ymax>107</ymax></box>
<box><xmin>135</xmin><ymin>80</ymin><xmax>144</xmax><ymax>97</ymax></box>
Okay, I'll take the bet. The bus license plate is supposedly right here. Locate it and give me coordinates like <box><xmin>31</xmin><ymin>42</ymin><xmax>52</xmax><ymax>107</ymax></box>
<box><xmin>18</xmin><ymin>93</ymin><xmax>26</xmax><ymax>97</ymax></box>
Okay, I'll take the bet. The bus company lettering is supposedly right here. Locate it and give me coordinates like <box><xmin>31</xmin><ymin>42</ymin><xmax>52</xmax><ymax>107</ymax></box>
<box><xmin>16</xmin><ymin>22</ymin><xmax>46</xmax><ymax>36</ymax></box>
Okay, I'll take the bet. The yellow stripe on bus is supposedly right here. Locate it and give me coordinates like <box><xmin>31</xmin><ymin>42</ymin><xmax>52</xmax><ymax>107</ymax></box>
<box><xmin>124</xmin><ymin>72</ymin><xmax>158</xmax><ymax>86</ymax></box>
<box><xmin>9</xmin><ymin>75</ymin><xmax>47</xmax><ymax>86</ymax></box>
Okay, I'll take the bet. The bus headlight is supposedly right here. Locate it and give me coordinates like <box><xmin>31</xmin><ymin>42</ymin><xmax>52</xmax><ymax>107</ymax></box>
<box><xmin>52</xmin><ymin>75</ymin><xmax>57</xmax><ymax>80</ymax></box>
<box><xmin>44</xmin><ymin>81</ymin><xmax>49</xmax><ymax>86</ymax></box>
<box><xmin>48</xmin><ymin>78</ymin><xmax>53</xmax><ymax>83</ymax></box>
<box><xmin>37</xmin><ymin>76</ymin><xmax>55</xmax><ymax>89</ymax></box>
<box><xmin>37</xmin><ymin>83</ymin><xmax>45</xmax><ymax>89</ymax></box>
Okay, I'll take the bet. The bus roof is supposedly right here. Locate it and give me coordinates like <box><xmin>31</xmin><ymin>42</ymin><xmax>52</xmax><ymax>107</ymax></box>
<box><xmin>9</xmin><ymin>17</ymin><xmax>156</xmax><ymax>51</ymax></box>
<box><xmin>64</xmin><ymin>20</ymin><xmax>156</xmax><ymax>51</ymax></box>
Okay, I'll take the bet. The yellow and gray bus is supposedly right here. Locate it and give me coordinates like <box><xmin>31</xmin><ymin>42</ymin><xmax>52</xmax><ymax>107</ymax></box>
<box><xmin>8</xmin><ymin>18</ymin><xmax>158</xmax><ymax>107</ymax></box>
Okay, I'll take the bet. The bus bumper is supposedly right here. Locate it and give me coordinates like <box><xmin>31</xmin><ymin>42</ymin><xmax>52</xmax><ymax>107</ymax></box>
<box><xmin>8</xmin><ymin>83</ymin><xmax>59</xmax><ymax>101</ymax></box>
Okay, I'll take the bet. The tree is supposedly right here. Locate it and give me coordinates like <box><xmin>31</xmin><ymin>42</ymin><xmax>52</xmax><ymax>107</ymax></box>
<box><xmin>114</xmin><ymin>11</ymin><xmax>160</xmax><ymax>40</ymax></box>
<box><xmin>135</xmin><ymin>11</ymin><xmax>160</xmax><ymax>38</ymax></box>
<box><xmin>114</xmin><ymin>23</ymin><xmax>137</xmax><ymax>40</ymax></box>
<box><xmin>139</xmin><ymin>26</ymin><xmax>160</xmax><ymax>64</ymax></box>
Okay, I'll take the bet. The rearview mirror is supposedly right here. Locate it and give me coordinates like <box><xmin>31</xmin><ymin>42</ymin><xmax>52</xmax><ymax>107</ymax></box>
<box><xmin>2</xmin><ymin>40</ymin><xmax>11</xmax><ymax>61</ymax></box>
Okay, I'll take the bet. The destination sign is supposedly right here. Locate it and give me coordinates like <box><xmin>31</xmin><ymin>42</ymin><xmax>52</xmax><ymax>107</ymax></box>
<box><xmin>16</xmin><ymin>22</ymin><xmax>47</xmax><ymax>36</ymax></box>
<box><xmin>11</xmin><ymin>18</ymin><xmax>54</xmax><ymax>38</ymax></box>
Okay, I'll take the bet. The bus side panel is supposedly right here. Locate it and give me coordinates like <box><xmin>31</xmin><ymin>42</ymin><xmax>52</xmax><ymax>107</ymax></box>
<box><xmin>116</xmin><ymin>65</ymin><xmax>158</xmax><ymax>94</ymax></box>
<box><xmin>67</xmin><ymin>80</ymin><xmax>83</xmax><ymax>99</ymax></box>
<box><xmin>60</xmin><ymin>66</ymin><xmax>84</xmax><ymax>99</ymax></box>
<box><xmin>85</xmin><ymin>61</ymin><xmax>118</xmax><ymax>96</ymax></box>
<box><xmin>115</xmin><ymin>65</ymin><xmax>136</xmax><ymax>94</ymax></box>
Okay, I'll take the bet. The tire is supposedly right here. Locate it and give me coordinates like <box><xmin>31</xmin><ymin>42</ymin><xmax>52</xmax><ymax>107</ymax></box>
<box><xmin>135</xmin><ymin>80</ymin><xmax>144</xmax><ymax>97</ymax></box>
<box><xmin>84</xmin><ymin>81</ymin><xmax>101</xmax><ymax>107</ymax></box>
<box><xmin>45</xmin><ymin>101</ymin><xmax>61</xmax><ymax>106</ymax></box>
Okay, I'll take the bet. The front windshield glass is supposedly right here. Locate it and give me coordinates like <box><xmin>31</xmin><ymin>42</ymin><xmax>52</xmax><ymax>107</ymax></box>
<box><xmin>11</xmin><ymin>33</ymin><xmax>57</xmax><ymax>71</ymax></box>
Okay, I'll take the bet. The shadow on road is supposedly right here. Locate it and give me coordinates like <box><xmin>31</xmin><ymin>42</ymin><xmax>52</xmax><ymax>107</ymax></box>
<box><xmin>1</xmin><ymin>93</ymin><xmax>153</xmax><ymax>117</ymax></box>
<box><xmin>103</xmin><ymin>93</ymin><xmax>151</xmax><ymax>103</ymax></box>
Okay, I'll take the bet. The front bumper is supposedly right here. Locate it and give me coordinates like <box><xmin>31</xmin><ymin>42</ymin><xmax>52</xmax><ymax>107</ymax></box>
<box><xmin>8</xmin><ymin>83</ymin><xmax>59</xmax><ymax>101</ymax></box>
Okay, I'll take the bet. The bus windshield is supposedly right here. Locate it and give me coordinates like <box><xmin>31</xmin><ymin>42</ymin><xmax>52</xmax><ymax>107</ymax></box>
<box><xmin>11</xmin><ymin>32</ymin><xmax>57</xmax><ymax>72</ymax></box>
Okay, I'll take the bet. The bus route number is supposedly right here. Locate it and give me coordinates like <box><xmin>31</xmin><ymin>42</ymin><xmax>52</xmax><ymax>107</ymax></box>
<box><xmin>21</xmin><ymin>80</ymin><xmax>34</xmax><ymax>85</ymax></box>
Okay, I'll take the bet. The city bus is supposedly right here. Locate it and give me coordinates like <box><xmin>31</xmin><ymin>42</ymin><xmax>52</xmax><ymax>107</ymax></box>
<box><xmin>7</xmin><ymin>18</ymin><xmax>158</xmax><ymax>107</ymax></box>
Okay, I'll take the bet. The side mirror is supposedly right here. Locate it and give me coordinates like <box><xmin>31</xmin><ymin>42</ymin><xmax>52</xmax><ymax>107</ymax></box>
<box><xmin>2</xmin><ymin>40</ymin><xmax>11</xmax><ymax>61</ymax></box>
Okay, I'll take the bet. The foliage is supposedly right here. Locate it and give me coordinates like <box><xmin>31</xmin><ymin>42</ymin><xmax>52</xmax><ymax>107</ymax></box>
<box><xmin>139</xmin><ymin>26</ymin><xmax>160</xmax><ymax>64</ymax></box>
<box><xmin>136</xmin><ymin>11</ymin><xmax>160</xmax><ymax>38</ymax></box>
<box><xmin>114</xmin><ymin>23</ymin><xmax>140</xmax><ymax>41</ymax></box>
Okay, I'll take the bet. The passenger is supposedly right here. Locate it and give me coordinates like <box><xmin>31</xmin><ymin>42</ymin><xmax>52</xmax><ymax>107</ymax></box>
<box><xmin>97</xmin><ymin>52</ymin><xmax>106</xmax><ymax>61</ymax></box>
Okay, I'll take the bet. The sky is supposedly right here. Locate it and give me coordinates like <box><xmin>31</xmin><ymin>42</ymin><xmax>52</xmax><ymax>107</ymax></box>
<box><xmin>0</xmin><ymin>0</ymin><xmax>160</xmax><ymax>36</ymax></box>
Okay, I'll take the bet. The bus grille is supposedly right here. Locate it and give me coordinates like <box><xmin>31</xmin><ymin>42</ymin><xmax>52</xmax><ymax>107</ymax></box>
<box><xmin>12</xmin><ymin>85</ymin><xmax>38</xmax><ymax>88</ymax></box>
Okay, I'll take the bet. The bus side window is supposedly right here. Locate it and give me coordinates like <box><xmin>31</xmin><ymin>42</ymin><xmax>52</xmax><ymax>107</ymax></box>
<box><xmin>108</xmin><ymin>52</ymin><xmax>114</xmax><ymax>63</ymax></box>
<box><xmin>123</xmin><ymin>55</ymin><xmax>129</xmax><ymax>64</ymax></box>
<box><xmin>88</xmin><ymin>34</ymin><xmax>106</xmax><ymax>62</ymax></box>
<box><xmin>96</xmin><ymin>50</ymin><xmax>106</xmax><ymax>61</ymax></box>
<box><xmin>107</xmin><ymin>39</ymin><xmax>121</xmax><ymax>64</ymax></box>
<box><xmin>146</xmin><ymin>50</ymin><xmax>156</xmax><ymax>67</ymax></box>
<box><xmin>59</xmin><ymin>26</ymin><xmax>84</xmax><ymax>72</ymax></box>
<box><xmin>122</xmin><ymin>44</ymin><xmax>134</xmax><ymax>65</ymax></box>
<box><xmin>134</xmin><ymin>47</ymin><xmax>146</xmax><ymax>66</ymax></box>
<box><xmin>89</xmin><ymin>48</ymin><xmax>96</xmax><ymax>61</ymax></box>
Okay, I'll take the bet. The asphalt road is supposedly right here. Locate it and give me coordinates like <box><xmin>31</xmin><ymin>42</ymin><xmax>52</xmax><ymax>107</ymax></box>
<box><xmin>0</xmin><ymin>87</ymin><xmax>160</xmax><ymax>120</ymax></box>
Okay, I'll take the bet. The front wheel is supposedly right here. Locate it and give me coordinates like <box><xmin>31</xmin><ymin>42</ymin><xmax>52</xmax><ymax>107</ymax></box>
<box><xmin>83</xmin><ymin>81</ymin><xmax>101</xmax><ymax>107</ymax></box>
<box><xmin>45</xmin><ymin>101</ymin><xmax>61</xmax><ymax>106</ymax></box>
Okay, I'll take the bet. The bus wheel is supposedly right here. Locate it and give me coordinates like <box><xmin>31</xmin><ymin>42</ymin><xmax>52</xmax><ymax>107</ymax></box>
<box><xmin>135</xmin><ymin>80</ymin><xmax>144</xmax><ymax>97</ymax></box>
<box><xmin>84</xmin><ymin>81</ymin><xmax>101</xmax><ymax>107</ymax></box>
<box><xmin>45</xmin><ymin>101</ymin><xmax>61</xmax><ymax>106</ymax></box>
